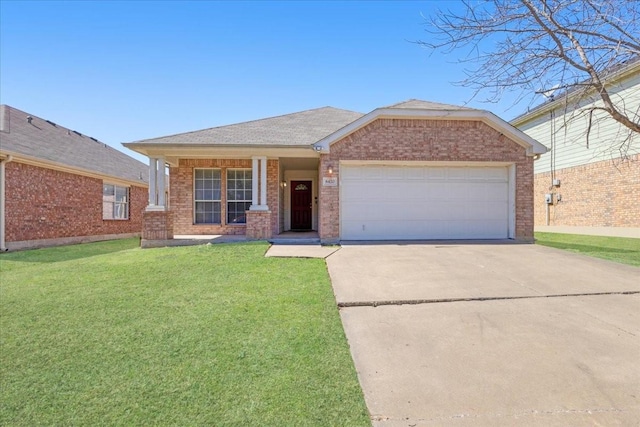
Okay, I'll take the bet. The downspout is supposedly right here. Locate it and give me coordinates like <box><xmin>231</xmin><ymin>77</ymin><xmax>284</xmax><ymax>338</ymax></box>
<box><xmin>0</xmin><ymin>155</ymin><xmax>13</xmax><ymax>251</ymax></box>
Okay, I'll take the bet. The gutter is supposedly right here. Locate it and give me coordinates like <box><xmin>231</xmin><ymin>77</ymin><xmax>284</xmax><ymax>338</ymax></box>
<box><xmin>0</xmin><ymin>155</ymin><xmax>13</xmax><ymax>251</ymax></box>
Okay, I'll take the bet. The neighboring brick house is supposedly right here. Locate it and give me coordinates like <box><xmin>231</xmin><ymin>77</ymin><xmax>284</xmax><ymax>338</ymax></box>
<box><xmin>0</xmin><ymin>105</ymin><xmax>149</xmax><ymax>250</ymax></box>
<box><xmin>512</xmin><ymin>59</ymin><xmax>640</xmax><ymax>238</ymax></box>
<box><xmin>123</xmin><ymin>100</ymin><xmax>546</xmax><ymax>245</ymax></box>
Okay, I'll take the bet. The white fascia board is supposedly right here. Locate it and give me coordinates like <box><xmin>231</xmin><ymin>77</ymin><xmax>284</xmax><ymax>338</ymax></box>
<box><xmin>125</xmin><ymin>144</ymin><xmax>320</xmax><ymax>164</ymax></box>
<box><xmin>313</xmin><ymin>108</ymin><xmax>548</xmax><ymax>156</ymax></box>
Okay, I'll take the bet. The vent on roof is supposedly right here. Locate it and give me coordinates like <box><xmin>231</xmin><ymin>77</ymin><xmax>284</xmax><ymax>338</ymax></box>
<box><xmin>72</xmin><ymin>130</ymin><xmax>82</xmax><ymax>136</ymax></box>
<box><xmin>90</xmin><ymin>137</ymin><xmax>98</xmax><ymax>142</ymax></box>
<box><xmin>45</xmin><ymin>120</ymin><xmax>57</xmax><ymax>127</ymax></box>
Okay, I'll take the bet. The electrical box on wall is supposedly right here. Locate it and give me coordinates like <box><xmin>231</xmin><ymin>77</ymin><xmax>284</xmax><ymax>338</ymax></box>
<box><xmin>553</xmin><ymin>179</ymin><xmax>561</xmax><ymax>187</ymax></box>
<box><xmin>545</xmin><ymin>193</ymin><xmax>554</xmax><ymax>204</ymax></box>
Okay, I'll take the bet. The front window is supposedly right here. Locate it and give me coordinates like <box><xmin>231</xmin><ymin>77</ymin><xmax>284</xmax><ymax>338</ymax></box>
<box><xmin>194</xmin><ymin>169</ymin><xmax>221</xmax><ymax>224</ymax></box>
<box><xmin>103</xmin><ymin>184</ymin><xmax>129</xmax><ymax>220</ymax></box>
<box><xmin>227</xmin><ymin>169</ymin><xmax>252</xmax><ymax>224</ymax></box>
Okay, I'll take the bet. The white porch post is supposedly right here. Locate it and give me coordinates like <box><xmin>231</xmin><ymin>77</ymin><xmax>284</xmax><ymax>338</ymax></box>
<box><xmin>251</xmin><ymin>157</ymin><xmax>259</xmax><ymax>208</ymax></box>
<box><xmin>250</xmin><ymin>156</ymin><xmax>268</xmax><ymax>210</ymax></box>
<box><xmin>260</xmin><ymin>157</ymin><xmax>267</xmax><ymax>208</ymax></box>
<box><xmin>157</xmin><ymin>157</ymin><xmax>166</xmax><ymax>208</ymax></box>
<box><xmin>148</xmin><ymin>157</ymin><xmax>157</xmax><ymax>207</ymax></box>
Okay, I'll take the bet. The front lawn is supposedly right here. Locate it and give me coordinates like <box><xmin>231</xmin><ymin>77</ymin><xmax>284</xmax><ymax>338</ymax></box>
<box><xmin>0</xmin><ymin>239</ymin><xmax>369</xmax><ymax>426</ymax></box>
<box><xmin>535</xmin><ymin>232</ymin><xmax>640</xmax><ymax>266</ymax></box>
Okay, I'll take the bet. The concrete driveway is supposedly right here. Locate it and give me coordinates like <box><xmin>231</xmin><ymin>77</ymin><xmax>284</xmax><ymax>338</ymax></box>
<box><xmin>327</xmin><ymin>243</ymin><xmax>640</xmax><ymax>426</ymax></box>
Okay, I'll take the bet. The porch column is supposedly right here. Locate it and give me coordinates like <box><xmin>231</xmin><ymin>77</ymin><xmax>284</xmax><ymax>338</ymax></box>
<box><xmin>250</xmin><ymin>156</ymin><xmax>268</xmax><ymax>210</ymax></box>
<box><xmin>142</xmin><ymin>156</ymin><xmax>172</xmax><ymax>245</ymax></box>
<box><xmin>260</xmin><ymin>157</ymin><xmax>268</xmax><ymax>209</ymax></box>
<box><xmin>251</xmin><ymin>157</ymin><xmax>259</xmax><ymax>208</ymax></box>
<box><xmin>246</xmin><ymin>156</ymin><xmax>273</xmax><ymax>240</ymax></box>
<box><xmin>157</xmin><ymin>157</ymin><xmax>166</xmax><ymax>208</ymax></box>
<box><xmin>148</xmin><ymin>157</ymin><xmax>158</xmax><ymax>207</ymax></box>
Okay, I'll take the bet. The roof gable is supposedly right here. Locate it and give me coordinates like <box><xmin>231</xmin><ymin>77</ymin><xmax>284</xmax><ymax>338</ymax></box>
<box><xmin>0</xmin><ymin>105</ymin><xmax>148</xmax><ymax>185</ymax></box>
<box><xmin>313</xmin><ymin>99</ymin><xmax>548</xmax><ymax>156</ymax></box>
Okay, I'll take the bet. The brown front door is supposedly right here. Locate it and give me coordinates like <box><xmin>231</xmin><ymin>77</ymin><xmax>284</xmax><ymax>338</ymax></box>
<box><xmin>291</xmin><ymin>181</ymin><xmax>312</xmax><ymax>230</ymax></box>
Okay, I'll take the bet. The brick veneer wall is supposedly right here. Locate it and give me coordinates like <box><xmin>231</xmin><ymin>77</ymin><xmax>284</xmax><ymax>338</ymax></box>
<box><xmin>246</xmin><ymin>210</ymin><xmax>272</xmax><ymax>239</ymax></box>
<box><xmin>142</xmin><ymin>210</ymin><xmax>174</xmax><ymax>240</ymax></box>
<box><xmin>266</xmin><ymin>159</ymin><xmax>280</xmax><ymax>235</ymax></box>
<box><xmin>319</xmin><ymin>118</ymin><xmax>534</xmax><ymax>241</ymax></box>
<box><xmin>533</xmin><ymin>154</ymin><xmax>639</xmax><ymax>227</ymax></box>
<box><xmin>170</xmin><ymin>158</ymin><xmax>279</xmax><ymax>236</ymax></box>
<box><xmin>5</xmin><ymin>161</ymin><xmax>146</xmax><ymax>242</ymax></box>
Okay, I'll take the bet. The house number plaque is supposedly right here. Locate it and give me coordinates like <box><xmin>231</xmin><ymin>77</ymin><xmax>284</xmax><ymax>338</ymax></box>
<box><xmin>322</xmin><ymin>177</ymin><xmax>338</xmax><ymax>187</ymax></box>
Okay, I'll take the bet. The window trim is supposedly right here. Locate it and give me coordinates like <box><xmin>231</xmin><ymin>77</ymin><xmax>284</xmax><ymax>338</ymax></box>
<box><xmin>193</xmin><ymin>168</ymin><xmax>222</xmax><ymax>224</ymax></box>
<box><xmin>103</xmin><ymin>183</ymin><xmax>129</xmax><ymax>221</ymax></box>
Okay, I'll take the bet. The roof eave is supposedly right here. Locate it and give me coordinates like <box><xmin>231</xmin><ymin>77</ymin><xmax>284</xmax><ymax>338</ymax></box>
<box><xmin>0</xmin><ymin>149</ymin><xmax>149</xmax><ymax>187</ymax></box>
<box><xmin>122</xmin><ymin>143</ymin><xmax>320</xmax><ymax>164</ymax></box>
<box><xmin>512</xmin><ymin>60</ymin><xmax>640</xmax><ymax>127</ymax></box>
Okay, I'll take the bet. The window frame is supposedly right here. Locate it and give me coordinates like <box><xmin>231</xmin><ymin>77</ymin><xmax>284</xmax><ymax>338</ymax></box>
<box><xmin>226</xmin><ymin>168</ymin><xmax>252</xmax><ymax>225</ymax></box>
<box><xmin>193</xmin><ymin>168</ymin><xmax>222</xmax><ymax>224</ymax></box>
<box><xmin>103</xmin><ymin>183</ymin><xmax>129</xmax><ymax>220</ymax></box>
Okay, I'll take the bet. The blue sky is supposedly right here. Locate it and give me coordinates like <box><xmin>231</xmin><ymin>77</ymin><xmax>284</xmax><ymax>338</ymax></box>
<box><xmin>1</xmin><ymin>1</ymin><xmax>538</xmax><ymax>163</ymax></box>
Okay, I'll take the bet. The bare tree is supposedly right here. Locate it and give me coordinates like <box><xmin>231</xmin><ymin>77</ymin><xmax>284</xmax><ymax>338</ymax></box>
<box><xmin>421</xmin><ymin>0</ymin><xmax>640</xmax><ymax>146</ymax></box>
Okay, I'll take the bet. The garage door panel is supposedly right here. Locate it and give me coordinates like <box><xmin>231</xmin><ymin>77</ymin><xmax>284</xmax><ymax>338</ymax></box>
<box><xmin>341</xmin><ymin>165</ymin><xmax>510</xmax><ymax>240</ymax></box>
<box><xmin>341</xmin><ymin>184</ymin><xmax>379</xmax><ymax>200</ymax></box>
<box><xmin>342</xmin><ymin>203</ymin><xmax>389</xmax><ymax>221</ymax></box>
<box><xmin>426</xmin><ymin>168</ymin><xmax>446</xmax><ymax>180</ymax></box>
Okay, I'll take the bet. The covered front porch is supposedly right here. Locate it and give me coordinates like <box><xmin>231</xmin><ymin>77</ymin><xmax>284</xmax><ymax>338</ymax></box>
<box><xmin>140</xmin><ymin>151</ymin><xmax>325</xmax><ymax>245</ymax></box>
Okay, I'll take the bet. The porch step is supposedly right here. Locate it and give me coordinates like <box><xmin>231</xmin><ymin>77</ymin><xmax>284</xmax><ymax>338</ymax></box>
<box><xmin>268</xmin><ymin>237</ymin><xmax>321</xmax><ymax>245</ymax></box>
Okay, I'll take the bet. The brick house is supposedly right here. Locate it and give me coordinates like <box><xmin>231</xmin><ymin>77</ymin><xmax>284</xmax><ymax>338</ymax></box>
<box><xmin>0</xmin><ymin>105</ymin><xmax>149</xmax><ymax>250</ymax></box>
<box><xmin>512</xmin><ymin>59</ymin><xmax>639</xmax><ymax>238</ymax></box>
<box><xmin>123</xmin><ymin>100</ymin><xmax>546</xmax><ymax>245</ymax></box>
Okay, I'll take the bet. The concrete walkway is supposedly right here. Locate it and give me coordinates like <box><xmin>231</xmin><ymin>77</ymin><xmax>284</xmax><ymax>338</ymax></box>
<box><xmin>327</xmin><ymin>243</ymin><xmax>640</xmax><ymax>426</ymax></box>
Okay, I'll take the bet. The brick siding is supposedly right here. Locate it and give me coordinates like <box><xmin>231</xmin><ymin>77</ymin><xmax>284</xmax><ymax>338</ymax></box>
<box><xmin>266</xmin><ymin>159</ymin><xmax>280</xmax><ymax>235</ymax></box>
<box><xmin>5</xmin><ymin>161</ymin><xmax>146</xmax><ymax>242</ymax></box>
<box><xmin>533</xmin><ymin>154</ymin><xmax>639</xmax><ymax>227</ymax></box>
<box><xmin>143</xmin><ymin>210</ymin><xmax>174</xmax><ymax>240</ymax></box>
<box><xmin>319</xmin><ymin>118</ymin><xmax>534</xmax><ymax>241</ymax></box>
<box><xmin>170</xmin><ymin>158</ymin><xmax>279</xmax><ymax>236</ymax></box>
<box><xmin>246</xmin><ymin>210</ymin><xmax>272</xmax><ymax>239</ymax></box>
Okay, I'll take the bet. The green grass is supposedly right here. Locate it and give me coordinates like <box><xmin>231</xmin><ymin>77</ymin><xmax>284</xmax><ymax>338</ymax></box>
<box><xmin>535</xmin><ymin>232</ymin><xmax>640</xmax><ymax>267</ymax></box>
<box><xmin>0</xmin><ymin>239</ymin><xmax>370</xmax><ymax>426</ymax></box>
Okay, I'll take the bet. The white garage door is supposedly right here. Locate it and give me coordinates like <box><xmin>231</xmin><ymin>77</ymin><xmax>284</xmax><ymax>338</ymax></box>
<box><xmin>341</xmin><ymin>165</ymin><xmax>510</xmax><ymax>240</ymax></box>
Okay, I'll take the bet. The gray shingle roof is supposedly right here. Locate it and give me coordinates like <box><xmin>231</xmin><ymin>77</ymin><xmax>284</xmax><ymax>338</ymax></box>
<box><xmin>383</xmin><ymin>99</ymin><xmax>475</xmax><ymax>111</ymax></box>
<box><xmin>0</xmin><ymin>105</ymin><xmax>148</xmax><ymax>184</ymax></box>
<box><xmin>128</xmin><ymin>107</ymin><xmax>364</xmax><ymax>146</ymax></box>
